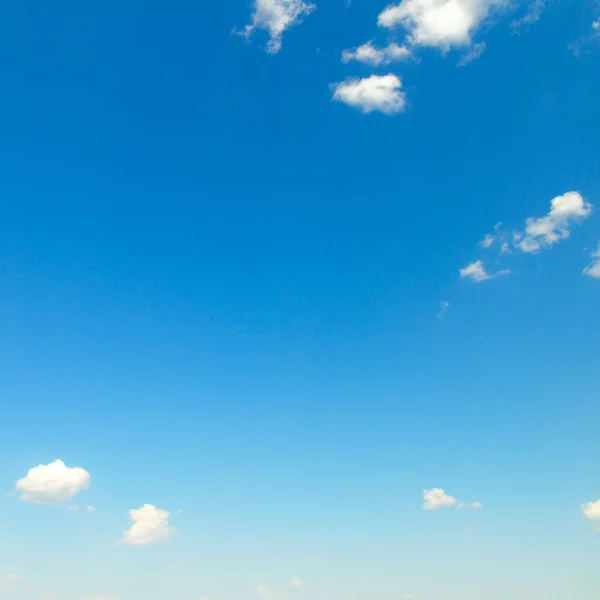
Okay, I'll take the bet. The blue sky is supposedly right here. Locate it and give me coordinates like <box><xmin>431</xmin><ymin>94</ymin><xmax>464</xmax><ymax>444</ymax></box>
<box><xmin>0</xmin><ymin>1</ymin><xmax>599</xmax><ymax>599</ymax></box>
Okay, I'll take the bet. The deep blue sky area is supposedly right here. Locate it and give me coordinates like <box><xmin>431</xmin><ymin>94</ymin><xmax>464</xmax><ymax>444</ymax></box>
<box><xmin>0</xmin><ymin>1</ymin><xmax>599</xmax><ymax>600</ymax></box>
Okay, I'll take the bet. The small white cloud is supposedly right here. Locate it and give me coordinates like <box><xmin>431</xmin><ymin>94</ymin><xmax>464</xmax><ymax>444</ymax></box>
<box><xmin>403</xmin><ymin>594</ymin><xmax>418</xmax><ymax>600</ymax></box>
<box><xmin>15</xmin><ymin>460</ymin><xmax>91</xmax><ymax>506</ymax></box>
<box><xmin>478</xmin><ymin>233</ymin><xmax>496</xmax><ymax>249</ymax></box>
<box><xmin>594</xmin><ymin>19</ymin><xmax>600</xmax><ymax>31</ymax></box>
<box><xmin>342</xmin><ymin>41</ymin><xmax>412</xmax><ymax>65</ymax></box>
<box><xmin>289</xmin><ymin>576</ymin><xmax>302</xmax><ymax>588</ymax></box>
<box><xmin>38</xmin><ymin>594</ymin><xmax>59</xmax><ymax>600</ymax></box>
<box><xmin>378</xmin><ymin>0</ymin><xmax>506</xmax><ymax>50</ymax></box>
<box><xmin>423</xmin><ymin>488</ymin><xmax>482</xmax><ymax>510</ymax></box>
<box><xmin>120</xmin><ymin>504</ymin><xmax>175</xmax><ymax>547</ymax></box>
<box><xmin>460</xmin><ymin>260</ymin><xmax>511</xmax><ymax>283</ymax></box>
<box><xmin>511</xmin><ymin>0</ymin><xmax>547</xmax><ymax>30</ymax></box>
<box><xmin>238</xmin><ymin>0</ymin><xmax>316</xmax><ymax>54</ymax></box>
<box><xmin>332</xmin><ymin>74</ymin><xmax>407</xmax><ymax>115</ymax></box>
<box><xmin>198</xmin><ymin>596</ymin><xmax>210</xmax><ymax>600</ymax></box>
<box><xmin>255</xmin><ymin>585</ymin><xmax>286</xmax><ymax>600</ymax></box>
<box><xmin>5</xmin><ymin>574</ymin><xmax>21</xmax><ymax>582</ymax></box>
<box><xmin>515</xmin><ymin>191</ymin><xmax>592</xmax><ymax>253</ymax></box>
<box><xmin>583</xmin><ymin>243</ymin><xmax>600</xmax><ymax>279</ymax></box>
<box><xmin>437</xmin><ymin>300</ymin><xmax>451</xmax><ymax>320</ymax></box>
<box><xmin>423</xmin><ymin>488</ymin><xmax>457</xmax><ymax>510</ymax></box>
<box><xmin>583</xmin><ymin>500</ymin><xmax>600</xmax><ymax>521</ymax></box>
<box><xmin>87</xmin><ymin>505</ymin><xmax>96</xmax><ymax>514</ymax></box>
<box><xmin>458</xmin><ymin>41</ymin><xmax>486</xmax><ymax>66</ymax></box>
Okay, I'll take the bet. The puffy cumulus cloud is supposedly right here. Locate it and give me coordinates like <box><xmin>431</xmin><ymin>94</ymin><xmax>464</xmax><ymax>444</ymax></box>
<box><xmin>332</xmin><ymin>74</ymin><xmax>407</xmax><ymax>115</ymax></box>
<box><xmin>582</xmin><ymin>500</ymin><xmax>600</xmax><ymax>521</ymax></box>
<box><xmin>583</xmin><ymin>243</ymin><xmax>600</xmax><ymax>279</ymax></box>
<box><xmin>423</xmin><ymin>488</ymin><xmax>482</xmax><ymax>510</ymax></box>
<box><xmin>15</xmin><ymin>460</ymin><xmax>91</xmax><ymax>506</ymax></box>
<box><xmin>378</xmin><ymin>0</ymin><xmax>507</xmax><ymax>50</ymax></box>
<box><xmin>238</xmin><ymin>0</ymin><xmax>316</xmax><ymax>53</ymax></box>
<box><xmin>255</xmin><ymin>585</ymin><xmax>286</xmax><ymax>600</ymax></box>
<box><xmin>289</xmin><ymin>576</ymin><xmax>303</xmax><ymax>587</ymax></box>
<box><xmin>514</xmin><ymin>192</ymin><xmax>592</xmax><ymax>253</ymax></box>
<box><xmin>120</xmin><ymin>504</ymin><xmax>175</xmax><ymax>546</ymax></box>
<box><xmin>460</xmin><ymin>260</ymin><xmax>511</xmax><ymax>282</ymax></box>
<box><xmin>342</xmin><ymin>41</ymin><xmax>412</xmax><ymax>65</ymax></box>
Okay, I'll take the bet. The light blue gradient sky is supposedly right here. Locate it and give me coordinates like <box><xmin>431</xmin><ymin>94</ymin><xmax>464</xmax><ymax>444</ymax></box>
<box><xmin>1</xmin><ymin>1</ymin><xmax>599</xmax><ymax>599</ymax></box>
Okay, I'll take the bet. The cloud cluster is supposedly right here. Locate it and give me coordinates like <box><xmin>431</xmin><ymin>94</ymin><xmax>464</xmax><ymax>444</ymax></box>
<box><xmin>332</xmin><ymin>74</ymin><xmax>407</xmax><ymax>114</ymax></box>
<box><xmin>582</xmin><ymin>500</ymin><xmax>600</xmax><ymax>521</ymax></box>
<box><xmin>514</xmin><ymin>191</ymin><xmax>592</xmax><ymax>253</ymax></box>
<box><xmin>378</xmin><ymin>0</ymin><xmax>507</xmax><ymax>50</ymax></box>
<box><xmin>342</xmin><ymin>41</ymin><xmax>412</xmax><ymax>66</ymax></box>
<box><xmin>460</xmin><ymin>260</ymin><xmax>511</xmax><ymax>283</ymax></box>
<box><xmin>15</xmin><ymin>460</ymin><xmax>91</xmax><ymax>506</ymax></box>
<box><xmin>121</xmin><ymin>504</ymin><xmax>175</xmax><ymax>546</ymax></box>
<box><xmin>422</xmin><ymin>488</ymin><xmax>482</xmax><ymax>510</ymax></box>
<box><xmin>583</xmin><ymin>243</ymin><xmax>600</xmax><ymax>278</ymax></box>
<box><xmin>238</xmin><ymin>0</ymin><xmax>316</xmax><ymax>53</ymax></box>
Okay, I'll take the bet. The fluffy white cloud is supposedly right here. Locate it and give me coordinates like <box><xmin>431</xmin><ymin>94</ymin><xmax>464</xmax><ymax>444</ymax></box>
<box><xmin>15</xmin><ymin>460</ymin><xmax>91</xmax><ymax>506</ymax></box>
<box><xmin>514</xmin><ymin>191</ymin><xmax>592</xmax><ymax>253</ymax></box>
<box><xmin>332</xmin><ymin>74</ymin><xmax>407</xmax><ymax>115</ymax></box>
<box><xmin>239</xmin><ymin>0</ymin><xmax>316</xmax><ymax>53</ymax></box>
<box><xmin>255</xmin><ymin>585</ymin><xmax>286</xmax><ymax>600</ymax></box>
<box><xmin>120</xmin><ymin>504</ymin><xmax>175</xmax><ymax>546</ymax></box>
<box><xmin>289</xmin><ymin>576</ymin><xmax>302</xmax><ymax>587</ymax></box>
<box><xmin>423</xmin><ymin>488</ymin><xmax>458</xmax><ymax>510</ymax></box>
<box><xmin>460</xmin><ymin>260</ymin><xmax>511</xmax><ymax>282</ymax></box>
<box><xmin>378</xmin><ymin>0</ymin><xmax>506</xmax><ymax>49</ymax></box>
<box><xmin>423</xmin><ymin>488</ymin><xmax>482</xmax><ymax>510</ymax></box>
<box><xmin>582</xmin><ymin>500</ymin><xmax>600</xmax><ymax>521</ymax></box>
<box><xmin>583</xmin><ymin>243</ymin><xmax>600</xmax><ymax>278</ymax></box>
<box><xmin>342</xmin><ymin>41</ymin><xmax>412</xmax><ymax>65</ymax></box>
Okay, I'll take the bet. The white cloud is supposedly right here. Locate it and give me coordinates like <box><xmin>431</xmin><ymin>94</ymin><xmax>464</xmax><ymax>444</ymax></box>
<box><xmin>81</xmin><ymin>597</ymin><xmax>117</xmax><ymax>600</ymax></box>
<box><xmin>15</xmin><ymin>460</ymin><xmax>91</xmax><ymax>506</ymax></box>
<box><xmin>255</xmin><ymin>585</ymin><xmax>286</xmax><ymax>600</ymax></box>
<box><xmin>594</xmin><ymin>19</ymin><xmax>600</xmax><ymax>30</ymax></box>
<box><xmin>511</xmin><ymin>0</ymin><xmax>547</xmax><ymax>30</ymax></box>
<box><xmin>332</xmin><ymin>74</ymin><xmax>407</xmax><ymax>115</ymax></box>
<box><xmin>403</xmin><ymin>595</ymin><xmax>418</xmax><ymax>600</ymax></box>
<box><xmin>583</xmin><ymin>243</ymin><xmax>600</xmax><ymax>278</ymax></box>
<box><xmin>239</xmin><ymin>0</ymin><xmax>316</xmax><ymax>53</ymax></box>
<box><xmin>479</xmin><ymin>233</ymin><xmax>496</xmax><ymax>249</ymax></box>
<box><xmin>423</xmin><ymin>488</ymin><xmax>458</xmax><ymax>510</ymax></box>
<box><xmin>342</xmin><ymin>41</ymin><xmax>412</xmax><ymax>65</ymax></box>
<box><xmin>437</xmin><ymin>300</ymin><xmax>451</xmax><ymax>319</ymax></box>
<box><xmin>515</xmin><ymin>192</ymin><xmax>592</xmax><ymax>253</ymax></box>
<box><xmin>5</xmin><ymin>574</ymin><xmax>20</xmax><ymax>582</ymax></box>
<box><xmin>378</xmin><ymin>0</ymin><xmax>507</xmax><ymax>50</ymax></box>
<box><xmin>423</xmin><ymin>488</ymin><xmax>482</xmax><ymax>510</ymax></box>
<box><xmin>87</xmin><ymin>505</ymin><xmax>96</xmax><ymax>514</ymax></box>
<box><xmin>460</xmin><ymin>260</ymin><xmax>511</xmax><ymax>282</ymax></box>
<box><xmin>120</xmin><ymin>504</ymin><xmax>175</xmax><ymax>547</ymax></box>
<box><xmin>458</xmin><ymin>41</ymin><xmax>486</xmax><ymax>65</ymax></box>
<box><xmin>289</xmin><ymin>576</ymin><xmax>302</xmax><ymax>587</ymax></box>
<box><xmin>38</xmin><ymin>594</ymin><xmax>59</xmax><ymax>600</ymax></box>
<box><xmin>582</xmin><ymin>500</ymin><xmax>600</xmax><ymax>521</ymax></box>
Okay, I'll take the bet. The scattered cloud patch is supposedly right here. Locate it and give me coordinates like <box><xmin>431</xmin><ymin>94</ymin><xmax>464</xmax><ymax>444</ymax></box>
<box><xmin>342</xmin><ymin>41</ymin><xmax>412</xmax><ymax>65</ymax></box>
<box><xmin>289</xmin><ymin>576</ymin><xmax>302</xmax><ymax>588</ymax></box>
<box><xmin>67</xmin><ymin>505</ymin><xmax>80</xmax><ymax>512</ymax></box>
<box><xmin>423</xmin><ymin>488</ymin><xmax>482</xmax><ymax>510</ymax></box>
<box><xmin>437</xmin><ymin>300</ymin><xmax>451</xmax><ymax>319</ymax></box>
<box><xmin>479</xmin><ymin>232</ymin><xmax>496</xmax><ymax>249</ymax></box>
<box><xmin>332</xmin><ymin>74</ymin><xmax>407</xmax><ymax>114</ymax></box>
<box><xmin>582</xmin><ymin>500</ymin><xmax>600</xmax><ymax>521</ymax></box>
<box><xmin>238</xmin><ymin>0</ymin><xmax>316</xmax><ymax>54</ymax></box>
<box><xmin>583</xmin><ymin>243</ymin><xmax>600</xmax><ymax>278</ymax></box>
<box><xmin>378</xmin><ymin>0</ymin><xmax>507</xmax><ymax>50</ymax></box>
<box><xmin>458</xmin><ymin>41</ymin><xmax>486</xmax><ymax>65</ymax></box>
<box><xmin>594</xmin><ymin>19</ymin><xmax>600</xmax><ymax>30</ymax></box>
<box><xmin>81</xmin><ymin>597</ymin><xmax>117</xmax><ymax>600</ymax></box>
<box><xmin>5</xmin><ymin>574</ymin><xmax>20</xmax><ymax>582</ymax></box>
<box><xmin>511</xmin><ymin>0</ymin><xmax>547</xmax><ymax>30</ymax></box>
<box><xmin>87</xmin><ymin>505</ymin><xmax>96</xmax><ymax>514</ymax></box>
<box><xmin>15</xmin><ymin>460</ymin><xmax>91</xmax><ymax>506</ymax></box>
<box><xmin>514</xmin><ymin>191</ymin><xmax>592</xmax><ymax>253</ymax></box>
<box><xmin>120</xmin><ymin>505</ymin><xmax>175</xmax><ymax>547</ymax></box>
<box><xmin>460</xmin><ymin>260</ymin><xmax>511</xmax><ymax>282</ymax></box>
<box><xmin>403</xmin><ymin>595</ymin><xmax>418</xmax><ymax>600</ymax></box>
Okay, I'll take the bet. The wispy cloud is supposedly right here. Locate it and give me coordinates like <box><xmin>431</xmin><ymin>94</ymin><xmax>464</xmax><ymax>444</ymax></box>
<box><xmin>342</xmin><ymin>41</ymin><xmax>412</xmax><ymax>66</ymax></box>
<box><xmin>460</xmin><ymin>260</ymin><xmax>511</xmax><ymax>283</ymax></box>
<box><xmin>458</xmin><ymin>41</ymin><xmax>486</xmax><ymax>66</ymax></box>
<box><xmin>511</xmin><ymin>0</ymin><xmax>548</xmax><ymax>31</ymax></box>
<box><xmin>583</xmin><ymin>243</ymin><xmax>600</xmax><ymax>279</ymax></box>
<box><xmin>237</xmin><ymin>0</ymin><xmax>316</xmax><ymax>54</ymax></box>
